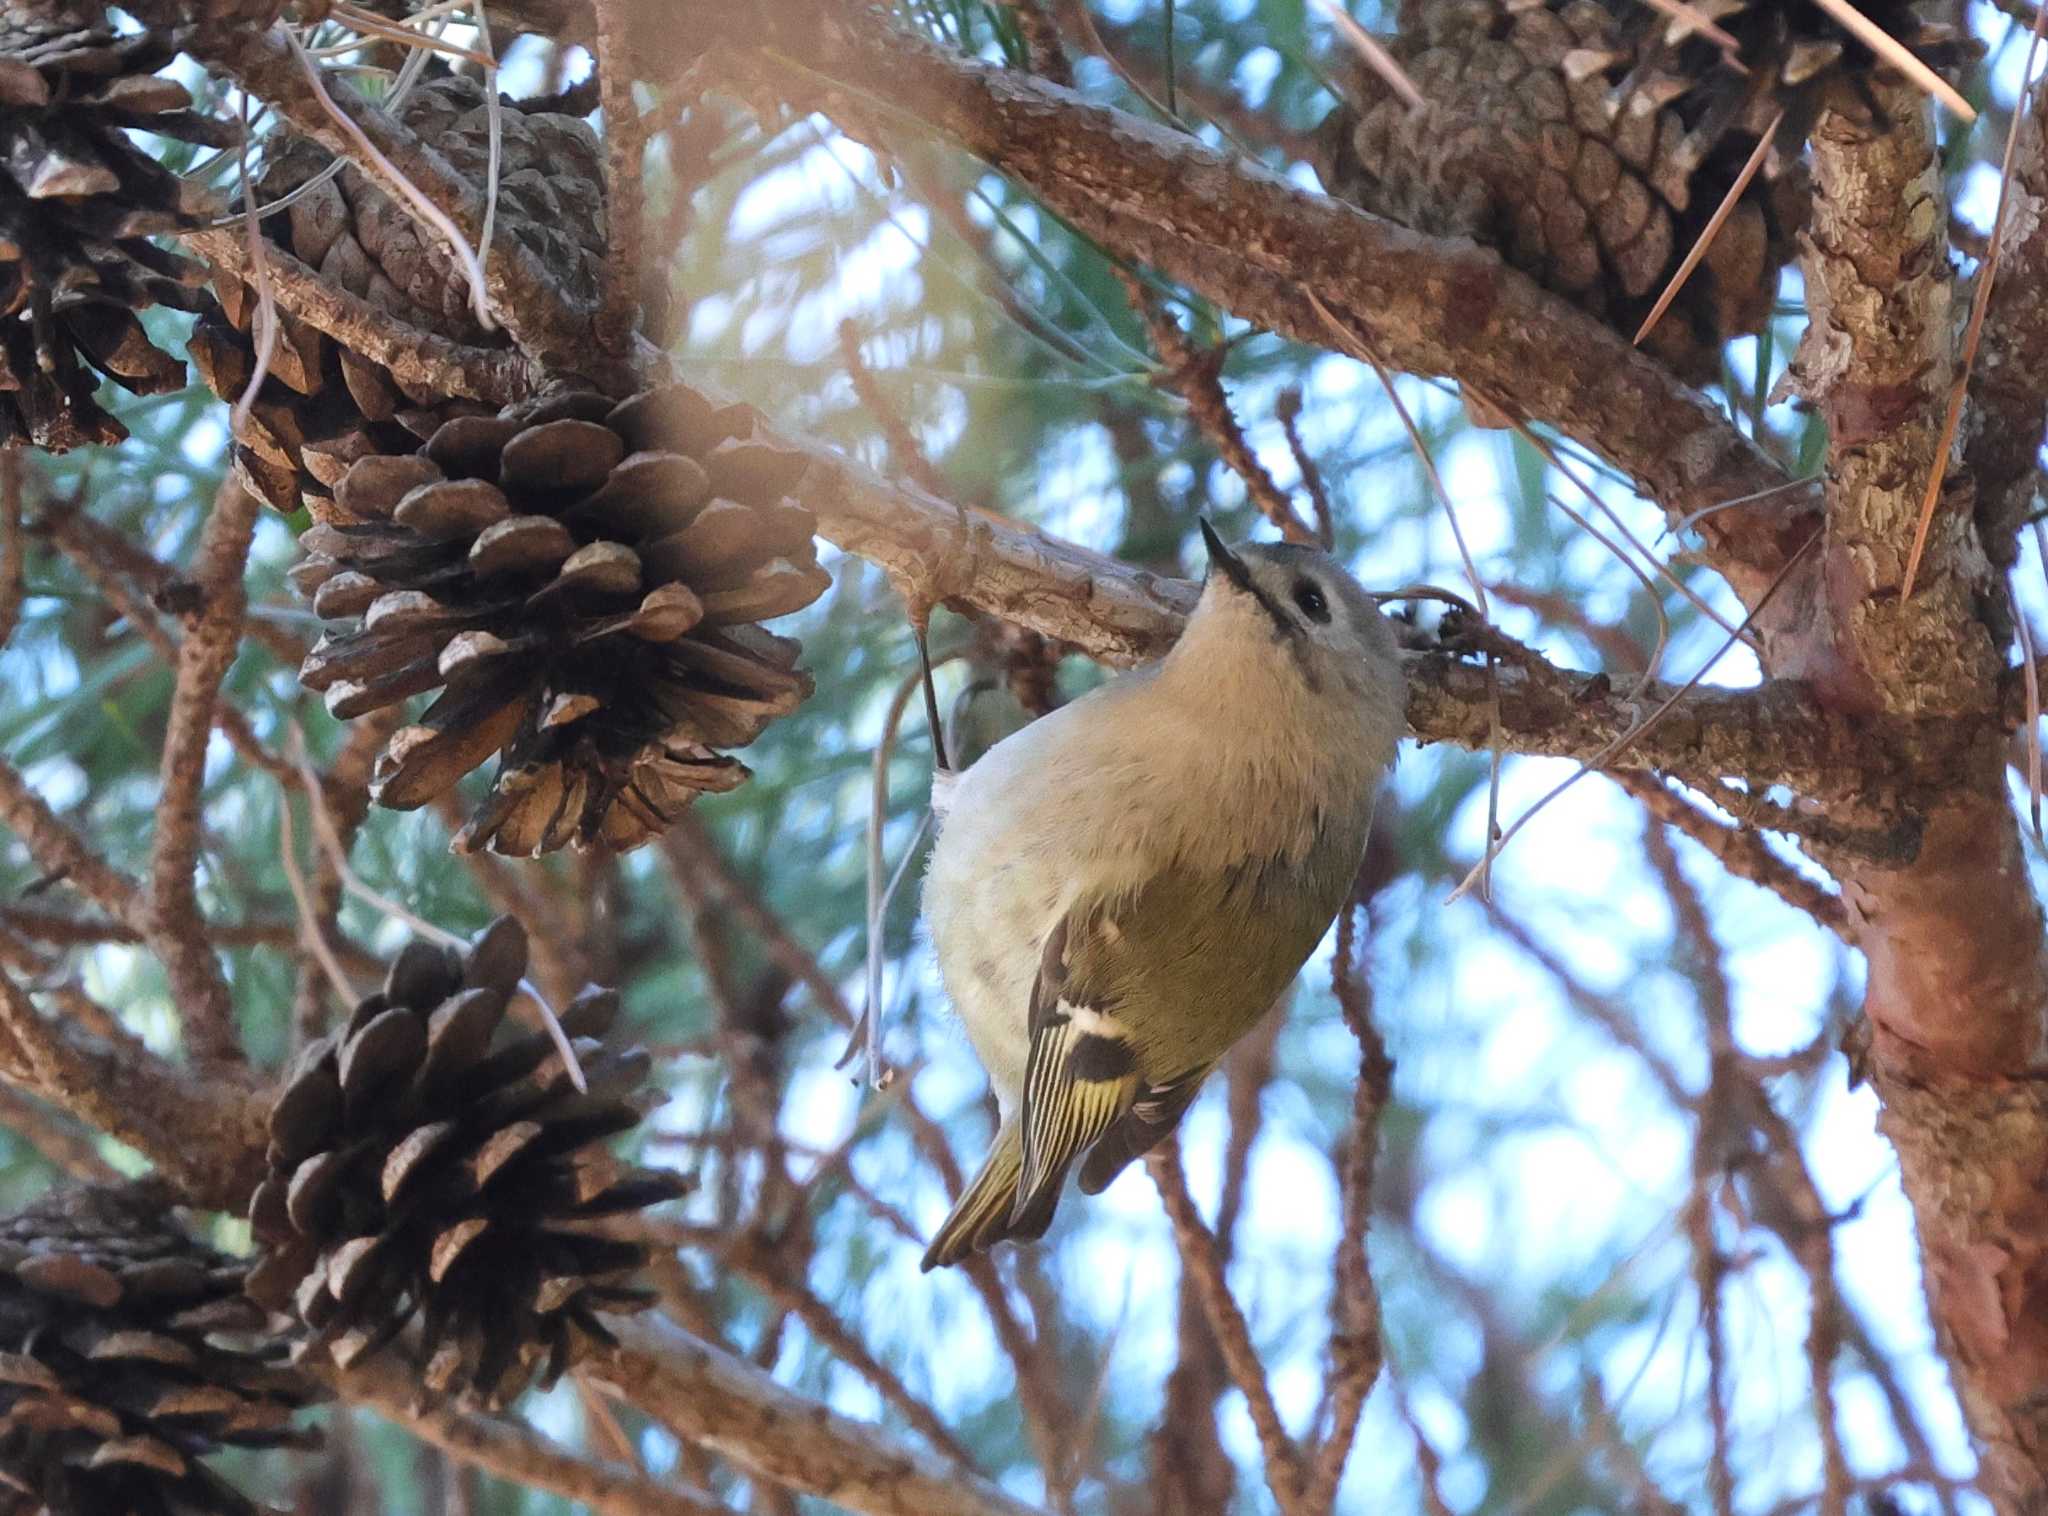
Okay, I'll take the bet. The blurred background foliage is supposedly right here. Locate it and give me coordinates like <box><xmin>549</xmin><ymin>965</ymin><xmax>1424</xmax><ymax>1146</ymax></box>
<box><xmin>4</xmin><ymin>0</ymin><xmax>2042</xmax><ymax>1512</ymax></box>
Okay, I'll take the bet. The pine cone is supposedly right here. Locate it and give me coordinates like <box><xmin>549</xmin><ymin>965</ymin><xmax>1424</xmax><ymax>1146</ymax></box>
<box><xmin>1312</xmin><ymin>0</ymin><xmax>1964</xmax><ymax>384</ymax></box>
<box><xmin>246</xmin><ymin>917</ymin><xmax>689</xmax><ymax>1409</ymax></box>
<box><xmin>0</xmin><ymin>1180</ymin><xmax>318</xmax><ymax>1516</ymax></box>
<box><xmin>0</xmin><ymin>2</ymin><xmax>230</xmax><ymax>451</ymax></box>
<box><xmin>188</xmin><ymin>73</ymin><xmax>606</xmax><ymax>515</ymax></box>
<box><xmin>290</xmin><ymin>383</ymin><xmax>828</xmax><ymax>856</ymax></box>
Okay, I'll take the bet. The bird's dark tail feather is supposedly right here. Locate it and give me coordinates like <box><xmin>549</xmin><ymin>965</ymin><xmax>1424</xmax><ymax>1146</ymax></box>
<box><xmin>923</xmin><ymin>1121</ymin><xmax>1059</xmax><ymax>1270</ymax></box>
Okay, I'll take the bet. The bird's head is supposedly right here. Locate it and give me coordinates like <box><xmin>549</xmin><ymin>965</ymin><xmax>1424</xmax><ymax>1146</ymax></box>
<box><xmin>1189</xmin><ymin>520</ymin><xmax>1402</xmax><ymax>718</ymax></box>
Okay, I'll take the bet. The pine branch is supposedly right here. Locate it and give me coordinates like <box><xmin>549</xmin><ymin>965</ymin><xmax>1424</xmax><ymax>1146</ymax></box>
<box><xmin>591</xmin><ymin>1315</ymin><xmax>1054</xmax><ymax>1516</ymax></box>
<box><xmin>338</xmin><ymin>1354</ymin><xmax>735</xmax><ymax>1516</ymax></box>
<box><xmin>146</xmin><ymin>477</ymin><xmax>258</xmax><ymax>1065</ymax></box>
<box><xmin>672</xmin><ymin>0</ymin><xmax>1812</xmax><ymax>629</ymax></box>
<box><xmin>185</xmin><ymin>227</ymin><xmax>534</xmax><ymax>407</ymax></box>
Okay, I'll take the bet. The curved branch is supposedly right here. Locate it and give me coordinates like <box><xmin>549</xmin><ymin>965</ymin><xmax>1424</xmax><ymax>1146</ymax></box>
<box><xmin>337</xmin><ymin>1355</ymin><xmax>734</xmax><ymax>1516</ymax></box>
<box><xmin>185</xmin><ymin>228</ymin><xmax>534</xmax><ymax>407</ymax></box>
<box><xmin>592</xmin><ymin>1315</ymin><xmax>1051</xmax><ymax>1516</ymax></box>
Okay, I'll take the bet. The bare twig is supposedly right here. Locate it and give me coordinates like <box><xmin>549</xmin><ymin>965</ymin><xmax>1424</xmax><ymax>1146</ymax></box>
<box><xmin>593</xmin><ymin>0</ymin><xmax>649</xmax><ymax>356</ymax></box>
<box><xmin>337</xmin><ymin>1354</ymin><xmax>732</xmax><ymax>1516</ymax></box>
<box><xmin>664</xmin><ymin>816</ymin><xmax>855</xmax><ymax>1027</ymax></box>
<box><xmin>187</xmin><ymin>227</ymin><xmax>531</xmax><ymax>406</ymax></box>
<box><xmin>1613</xmin><ymin>773</ymin><xmax>1847</xmax><ymax>935</ymax></box>
<box><xmin>1119</xmin><ymin>271</ymin><xmax>1315</xmax><ymax>545</ymax></box>
<box><xmin>839</xmin><ymin>319</ymin><xmax>952</xmax><ymax>501</ymax></box>
<box><xmin>147</xmin><ymin>478</ymin><xmax>260</xmax><ymax>1065</ymax></box>
<box><xmin>1274</xmin><ymin>388</ymin><xmax>1334</xmax><ymax>549</ymax></box>
<box><xmin>0</xmin><ymin>759</ymin><xmax>145</xmax><ymax>931</ymax></box>
<box><xmin>1302</xmin><ymin>898</ymin><xmax>1390</xmax><ymax>1513</ymax></box>
<box><xmin>0</xmin><ymin>1082</ymin><xmax>119</xmax><ymax>1183</ymax></box>
<box><xmin>593</xmin><ymin>1314</ymin><xmax>1053</xmax><ymax>1516</ymax></box>
<box><xmin>1148</xmin><ymin>1141</ymin><xmax>1307</xmax><ymax>1515</ymax></box>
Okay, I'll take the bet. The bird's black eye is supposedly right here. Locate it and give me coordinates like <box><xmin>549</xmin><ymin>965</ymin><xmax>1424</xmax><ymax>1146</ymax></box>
<box><xmin>1292</xmin><ymin>578</ymin><xmax>1330</xmax><ymax>624</ymax></box>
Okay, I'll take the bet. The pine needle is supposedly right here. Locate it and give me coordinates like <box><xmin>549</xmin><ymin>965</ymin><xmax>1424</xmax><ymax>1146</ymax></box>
<box><xmin>1811</xmin><ymin>0</ymin><xmax>1976</xmax><ymax>121</ymax></box>
<box><xmin>283</xmin><ymin>726</ymin><xmax>587</xmax><ymax>1093</ymax></box>
<box><xmin>1547</xmin><ymin>492</ymin><xmax>1671</xmax><ymax>692</ymax></box>
<box><xmin>1632</xmin><ymin>0</ymin><xmax>1746</xmax><ymax>65</ymax></box>
<box><xmin>1635</xmin><ymin>112</ymin><xmax>1781</xmax><ymax>350</ymax></box>
<box><xmin>1901</xmin><ymin>3</ymin><xmax>2047</xmax><ymax>599</ymax></box>
<box><xmin>1311</xmin><ymin>0</ymin><xmax>1426</xmax><ymax>111</ymax></box>
<box><xmin>1305</xmin><ymin>289</ymin><xmax>1486</xmax><ymax>617</ymax></box>
<box><xmin>229</xmin><ymin>101</ymin><xmax>279</xmax><ymax>447</ymax></box>
<box><xmin>285</xmin><ymin>27</ymin><xmax>496</xmax><ymax>331</ymax></box>
<box><xmin>274</xmin><ymin>773</ymin><xmax>361</xmax><ymax>1010</ymax></box>
<box><xmin>1445</xmin><ymin>528</ymin><xmax>1822</xmax><ymax>903</ymax></box>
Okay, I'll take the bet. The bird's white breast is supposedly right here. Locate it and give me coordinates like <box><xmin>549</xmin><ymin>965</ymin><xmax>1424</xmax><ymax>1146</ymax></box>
<box><xmin>922</xmin><ymin>678</ymin><xmax>1164</xmax><ymax>1109</ymax></box>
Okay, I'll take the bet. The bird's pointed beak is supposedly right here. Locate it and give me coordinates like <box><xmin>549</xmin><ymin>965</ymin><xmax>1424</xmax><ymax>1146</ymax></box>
<box><xmin>1200</xmin><ymin>518</ymin><xmax>1254</xmax><ymax>595</ymax></box>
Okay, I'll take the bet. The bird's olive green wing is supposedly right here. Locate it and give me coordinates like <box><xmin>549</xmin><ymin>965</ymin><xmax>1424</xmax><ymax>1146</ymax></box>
<box><xmin>1076</xmin><ymin>1064</ymin><xmax>1216</xmax><ymax>1195</ymax></box>
<box><xmin>1013</xmin><ymin>855</ymin><xmax>1354</xmax><ymax>1230</ymax></box>
<box><xmin>1013</xmin><ymin>907</ymin><xmax>1141</xmax><ymax>1226</ymax></box>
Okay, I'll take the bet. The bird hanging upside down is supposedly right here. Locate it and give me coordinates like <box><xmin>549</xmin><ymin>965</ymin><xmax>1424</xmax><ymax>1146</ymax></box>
<box><xmin>919</xmin><ymin>525</ymin><xmax>1407</xmax><ymax>1270</ymax></box>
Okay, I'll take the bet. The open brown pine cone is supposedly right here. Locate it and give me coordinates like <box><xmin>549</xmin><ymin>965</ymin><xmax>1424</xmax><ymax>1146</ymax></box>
<box><xmin>246</xmin><ymin>916</ymin><xmax>690</xmax><ymax>1410</ymax></box>
<box><xmin>188</xmin><ymin>72</ymin><xmax>605</xmax><ymax>514</ymax></box>
<box><xmin>0</xmin><ymin>1</ymin><xmax>232</xmax><ymax>451</ymax></box>
<box><xmin>290</xmin><ymin>382</ymin><xmax>829</xmax><ymax>857</ymax></box>
<box><xmin>1313</xmin><ymin>0</ymin><xmax>1967</xmax><ymax>385</ymax></box>
<box><xmin>0</xmin><ymin>1179</ymin><xmax>319</xmax><ymax>1516</ymax></box>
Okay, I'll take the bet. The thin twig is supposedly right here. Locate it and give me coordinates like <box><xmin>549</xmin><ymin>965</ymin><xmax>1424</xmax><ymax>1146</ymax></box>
<box><xmin>1275</xmin><ymin>388</ymin><xmax>1334</xmax><ymax>549</ymax></box>
<box><xmin>1445</xmin><ymin>526</ymin><xmax>1820</xmax><ymax>901</ymax></box>
<box><xmin>187</xmin><ymin>228</ymin><xmax>529</xmax><ymax>406</ymax></box>
<box><xmin>1148</xmin><ymin>1141</ymin><xmax>1308</xmax><ymax>1515</ymax></box>
<box><xmin>593</xmin><ymin>0</ymin><xmax>648</xmax><ymax>355</ymax></box>
<box><xmin>0</xmin><ymin>1082</ymin><xmax>118</xmax><ymax>1183</ymax></box>
<box><xmin>0</xmin><ymin>761</ymin><xmax>144</xmax><ymax>930</ymax></box>
<box><xmin>665</xmin><ymin>815</ymin><xmax>854</xmax><ymax>1027</ymax></box>
<box><xmin>146</xmin><ymin>478</ymin><xmax>259</xmax><ymax>1065</ymax></box>
<box><xmin>1301</xmin><ymin>898</ymin><xmax>1390</xmax><ymax>1512</ymax></box>
<box><xmin>338</xmin><ymin>1353</ymin><xmax>730</xmax><ymax>1516</ymax></box>
<box><xmin>276</xmin><ymin>767</ymin><xmax>362</xmax><ymax>1013</ymax></box>
<box><xmin>285</xmin><ymin>728</ymin><xmax>588</xmax><ymax>1092</ymax></box>
<box><xmin>1121</xmin><ymin>271</ymin><xmax>1315</xmax><ymax>544</ymax></box>
<box><xmin>1614</xmin><ymin>773</ymin><xmax>1847</xmax><ymax>934</ymax></box>
<box><xmin>839</xmin><ymin>319</ymin><xmax>952</xmax><ymax>501</ymax></box>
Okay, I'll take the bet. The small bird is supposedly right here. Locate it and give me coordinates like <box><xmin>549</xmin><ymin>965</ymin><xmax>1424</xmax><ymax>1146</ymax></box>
<box><xmin>920</xmin><ymin>523</ymin><xmax>1406</xmax><ymax>1270</ymax></box>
